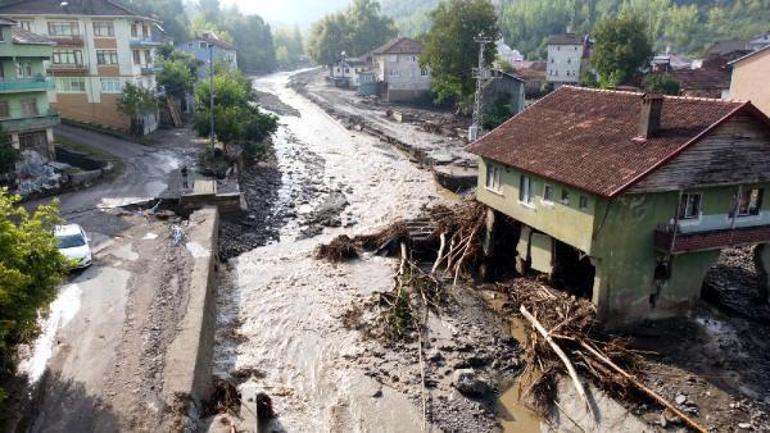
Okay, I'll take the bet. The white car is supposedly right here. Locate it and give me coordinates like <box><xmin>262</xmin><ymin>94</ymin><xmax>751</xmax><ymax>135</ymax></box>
<box><xmin>55</xmin><ymin>224</ymin><xmax>93</xmax><ymax>269</ymax></box>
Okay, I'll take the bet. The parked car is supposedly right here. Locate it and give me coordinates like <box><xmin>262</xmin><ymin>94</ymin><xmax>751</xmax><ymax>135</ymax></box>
<box><xmin>55</xmin><ymin>224</ymin><xmax>93</xmax><ymax>269</ymax></box>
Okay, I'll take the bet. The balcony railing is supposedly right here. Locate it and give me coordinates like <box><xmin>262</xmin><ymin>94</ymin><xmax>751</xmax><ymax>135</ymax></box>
<box><xmin>130</xmin><ymin>37</ymin><xmax>162</xmax><ymax>48</ymax></box>
<box><xmin>140</xmin><ymin>64</ymin><xmax>163</xmax><ymax>75</ymax></box>
<box><xmin>0</xmin><ymin>109</ymin><xmax>60</xmax><ymax>132</ymax></box>
<box><xmin>0</xmin><ymin>77</ymin><xmax>55</xmax><ymax>93</ymax></box>
<box><xmin>48</xmin><ymin>63</ymin><xmax>89</xmax><ymax>73</ymax></box>
<box><xmin>654</xmin><ymin>224</ymin><xmax>770</xmax><ymax>254</ymax></box>
<box><xmin>49</xmin><ymin>36</ymin><xmax>84</xmax><ymax>46</ymax></box>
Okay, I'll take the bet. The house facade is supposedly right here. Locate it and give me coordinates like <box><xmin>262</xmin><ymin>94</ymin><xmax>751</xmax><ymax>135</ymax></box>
<box><xmin>0</xmin><ymin>18</ymin><xmax>58</xmax><ymax>159</ymax></box>
<box><xmin>468</xmin><ymin>87</ymin><xmax>770</xmax><ymax>328</ymax></box>
<box><xmin>329</xmin><ymin>57</ymin><xmax>371</xmax><ymax>88</ymax></box>
<box><xmin>546</xmin><ymin>34</ymin><xmax>586</xmax><ymax>86</ymax></box>
<box><xmin>481</xmin><ymin>70</ymin><xmax>526</xmax><ymax>117</ymax></box>
<box><xmin>371</xmin><ymin>37</ymin><xmax>431</xmax><ymax>103</ymax></box>
<box><xmin>179</xmin><ymin>33</ymin><xmax>237</xmax><ymax>77</ymax></box>
<box><xmin>0</xmin><ymin>0</ymin><xmax>161</xmax><ymax>134</ymax></box>
<box><xmin>729</xmin><ymin>46</ymin><xmax>770</xmax><ymax>116</ymax></box>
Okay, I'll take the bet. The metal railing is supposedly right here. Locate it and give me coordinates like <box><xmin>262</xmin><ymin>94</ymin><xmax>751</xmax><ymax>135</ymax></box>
<box><xmin>0</xmin><ymin>77</ymin><xmax>55</xmax><ymax>92</ymax></box>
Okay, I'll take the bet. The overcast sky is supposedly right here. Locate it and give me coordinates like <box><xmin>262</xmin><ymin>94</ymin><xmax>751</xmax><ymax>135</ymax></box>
<box><xmin>220</xmin><ymin>0</ymin><xmax>352</xmax><ymax>29</ymax></box>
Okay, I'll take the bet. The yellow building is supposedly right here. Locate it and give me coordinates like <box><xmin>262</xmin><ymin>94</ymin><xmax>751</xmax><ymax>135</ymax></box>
<box><xmin>729</xmin><ymin>46</ymin><xmax>770</xmax><ymax>116</ymax></box>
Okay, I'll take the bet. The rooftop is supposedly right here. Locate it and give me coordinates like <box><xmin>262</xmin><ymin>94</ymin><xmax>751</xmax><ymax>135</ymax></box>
<box><xmin>12</xmin><ymin>27</ymin><xmax>55</xmax><ymax>45</ymax></box>
<box><xmin>0</xmin><ymin>0</ymin><xmax>149</xmax><ymax>18</ymax></box>
<box><xmin>372</xmin><ymin>37</ymin><xmax>423</xmax><ymax>55</ymax></box>
<box><xmin>186</xmin><ymin>33</ymin><xmax>235</xmax><ymax>51</ymax></box>
<box><xmin>547</xmin><ymin>33</ymin><xmax>584</xmax><ymax>46</ymax></box>
<box><xmin>729</xmin><ymin>45</ymin><xmax>770</xmax><ymax>65</ymax></box>
<box><xmin>667</xmin><ymin>67</ymin><xmax>730</xmax><ymax>91</ymax></box>
<box><xmin>467</xmin><ymin>86</ymin><xmax>764</xmax><ymax>198</ymax></box>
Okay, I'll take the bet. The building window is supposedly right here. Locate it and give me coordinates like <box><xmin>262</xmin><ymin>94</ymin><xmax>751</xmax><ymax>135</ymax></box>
<box><xmin>93</xmin><ymin>21</ymin><xmax>114</xmax><ymax>37</ymax></box>
<box><xmin>18</xmin><ymin>21</ymin><xmax>32</xmax><ymax>31</ymax></box>
<box><xmin>100</xmin><ymin>78</ymin><xmax>122</xmax><ymax>93</ymax></box>
<box><xmin>420</xmin><ymin>68</ymin><xmax>429</xmax><ymax>76</ymax></box>
<box><xmin>96</xmin><ymin>50</ymin><xmax>119</xmax><ymax>65</ymax></box>
<box><xmin>200</xmin><ymin>42</ymin><xmax>208</xmax><ymax>49</ymax></box>
<box><xmin>0</xmin><ymin>67</ymin><xmax>4</xmax><ymax>81</ymax></box>
<box><xmin>579</xmin><ymin>195</ymin><xmax>589</xmax><ymax>210</ymax></box>
<box><xmin>187</xmin><ymin>42</ymin><xmax>193</xmax><ymax>49</ymax></box>
<box><xmin>519</xmin><ymin>175</ymin><xmax>533</xmax><ymax>204</ymax></box>
<box><xmin>52</xmin><ymin>49</ymin><xmax>83</xmax><ymax>65</ymax></box>
<box><xmin>47</xmin><ymin>21</ymin><xmax>79</xmax><ymax>37</ymax></box>
<box><xmin>144</xmin><ymin>50</ymin><xmax>152</xmax><ymax>64</ymax></box>
<box><xmin>485</xmin><ymin>164</ymin><xmax>502</xmax><ymax>192</ymax></box>
<box><xmin>735</xmin><ymin>188</ymin><xmax>763</xmax><ymax>217</ymax></box>
<box><xmin>133</xmin><ymin>50</ymin><xmax>141</xmax><ymax>65</ymax></box>
<box><xmin>543</xmin><ymin>184</ymin><xmax>554</xmax><ymax>202</ymax></box>
<box><xmin>131</xmin><ymin>23</ymin><xmax>138</xmax><ymax>38</ymax></box>
<box><xmin>16</xmin><ymin>62</ymin><xmax>32</xmax><ymax>78</ymax></box>
<box><xmin>388</xmin><ymin>68</ymin><xmax>399</xmax><ymax>77</ymax></box>
<box><xmin>678</xmin><ymin>192</ymin><xmax>701</xmax><ymax>220</ymax></box>
<box><xmin>21</xmin><ymin>98</ymin><xmax>38</xmax><ymax>116</ymax></box>
<box><xmin>55</xmin><ymin>77</ymin><xmax>86</xmax><ymax>92</ymax></box>
<box><xmin>561</xmin><ymin>189</ymin><xmax>570</xmax><ymax>204</ymax></box>
<box><xmin>142</xmin><ymin>24</ymin><xmax>149</xmax><ymax>38</ymax></box>
<box><xmin>0</xmin><ymin>100</ymin><xmax>9</xmax><ymax>118</ymax></box>
<box><xmin>567</xmin><ymin>58</ymin><xmax>571</xmax><ymax>64</ymax></box>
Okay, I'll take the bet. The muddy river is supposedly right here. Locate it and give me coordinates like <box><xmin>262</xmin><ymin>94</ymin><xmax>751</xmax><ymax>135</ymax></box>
<box><xmin>211</xmin><ymin>70</ymin><xmax>543</xmax><ymax>433</ymax></box>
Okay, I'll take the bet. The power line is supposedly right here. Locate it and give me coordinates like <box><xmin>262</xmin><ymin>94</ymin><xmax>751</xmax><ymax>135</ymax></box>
<box><xmin>469</xmin><ymin>34</ymin><xmax>498</xmax><ymax>141</ymax></box>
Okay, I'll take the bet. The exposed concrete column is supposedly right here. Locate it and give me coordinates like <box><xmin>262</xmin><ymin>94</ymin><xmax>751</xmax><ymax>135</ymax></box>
<box><xmin>753</xmin><ymin>243</ymin><xmax>770</xmax><ymax>304</ymax></box>
<box><xmin>590</xmin><ymin>257</ymin><xmax>610</xmax><ymax>324</ymax></box>
<box><xmin>482</xmin><ymin>207</ymin><xmax>495</xmax><ymax>257</ymax></box>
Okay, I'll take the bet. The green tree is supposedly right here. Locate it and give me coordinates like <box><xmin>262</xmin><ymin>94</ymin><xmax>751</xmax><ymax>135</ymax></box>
<box><xmin>308</xmin><ymin>13</ymin><xmax>353</xmax><ymax>67</ymax></box>
<box><xmin>347</xmin><ymin>0</ymin><xmax>398</xmax><ymax>56</ymax></box>
<box><xmin>157</xmin><ymin>57</ymin><xmax>195</xmax><ymax>101</ymax></box>
<box><xmin>0</xmin><ymin>190</ymin><xmax>69</xmax><ymax>407</ymax></box>
<box><xmin>591</xmin><ymin>15</ymin><xmax>653</xmax><ymax>88</ymax></box>
<box><xmin>274</xmin><ymin>26</ymin><xmax>305</xmax><ymax>68</ymax></box>
<box><xmin>193</xmin><ymin>71</ymin><xmax>277</xmax><ymax>154</ymax></box>
<box><xmin>222</xmin><ymin>12</ymin><xmax>277</xmax><ymax>74</ymax></box>
<box><xmin>482</xmin><ymin>95</ymin><xmax>513</xmax><ymax>130</ymax></box>
<box><xmin>419</xmin><ymin>0</ymin><xmax>500</xmax><ymax>109</ymax></box>
<box><xmin>643</xmin><ymin>73</ymin><xmax>681</xmax><ymax>95</ymax></box>
<box><xmin>117</xmin><ymin>83</ymin><xmax>159</xmax><ymax>136</ymax></box>
<box><xmin>123</xmin><ymin>0</ymin><xmax>191</xmax><ymax>42</ymax></box>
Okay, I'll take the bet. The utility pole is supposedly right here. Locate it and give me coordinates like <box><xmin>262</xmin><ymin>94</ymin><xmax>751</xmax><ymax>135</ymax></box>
<box><xmin>209</xmin><ymin>42</ymin><xmax>215</xmax><ymax>148</ymax></box>
<box><xmin>469</xmin><ymin>34</ymin><xmax>498</xmax><ymax>141</ymax></box>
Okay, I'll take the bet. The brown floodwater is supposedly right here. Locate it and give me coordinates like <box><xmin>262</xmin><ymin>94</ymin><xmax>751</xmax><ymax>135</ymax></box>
<box><xmin>482</xmin><ymin>291</ymin><xmax>544</xmax><ymax>433</ymax></box>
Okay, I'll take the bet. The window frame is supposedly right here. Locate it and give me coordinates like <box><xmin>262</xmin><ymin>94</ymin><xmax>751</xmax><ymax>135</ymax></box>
<box><xmin>52</xmin><ymin>49</ymin><xmax>83</xmax><ymax>66</ymax></box>
<box><xmin>96</xmin><ymin>49</ymin><xmax>119</xmax><ymax>65</ymax></box>
<box><xmin>92</xmin><ymin>21</ymin><xmax>115</xmax><ymax>37</ymax></box>
<box><xmin>100</xmin><ymin>78</ymin><xmax>122</xmax><ymax>93</ymax></box>
<box><xmin>542</xmin><ymin>184</ymin><xmax>554</xmax><ymax>204</ymax></box>
<box><xmin>0</xmin><ymin>100</ymin><xmax>9</xmax><ymax>118</ymax></box>
<box><xmin>47</xmin><ymin>21</ymin><xmax>79</xmax><ymax>37</ymax></box>
<box><xmin>485</xmin><ymin>164</ymin><xmax>502</xmax><ymax>193</ymax></box>
<box><xmin>678</xmin><ymin>192</ymin><xmax>702</xmax><ymax>220</ymax></box>
<box><xmin>519</xmin><ymin>175</ymin><xmax>533</xmax><ymax>206</ymax></box>
<box><xmin>579</xmin><ymin>195</ymin><xmax>589</xmax><ymax>210</ymax></box>
<box><xmin>55</xmin><ymin>77</ymin><xmax>86</xmax><ymax>93</ymax></box>
<box><xmin>561</xmin><ymin>189</ymin><xmax>570</xmax><ymax>205</ymax></box>
<box><xmin>735</xmin><ymin>187</ymin><xmax>763</xmax><ymax>217</ymax></box>
<box><xmin>20</xmin><ymin>97</ymin><xmax>39</xmax><ymax>116</ymax></box>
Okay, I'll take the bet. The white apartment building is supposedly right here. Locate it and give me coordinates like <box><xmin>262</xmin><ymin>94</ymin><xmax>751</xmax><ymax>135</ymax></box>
<box><xmin>546</xmin><ymin>33</ymin><xmax>586</xmax><ymax>86</ymax></box>
<box><xmin>0</xmin><ymin>0</ymin><xmax>161</xmax><ymax>134</ymax></box>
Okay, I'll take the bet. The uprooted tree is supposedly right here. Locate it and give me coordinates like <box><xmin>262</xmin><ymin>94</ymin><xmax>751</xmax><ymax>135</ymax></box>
<box><xmin>0</xmin><ymin>189</ymin><xmax>70</xmax><ymax>411</ymax></box>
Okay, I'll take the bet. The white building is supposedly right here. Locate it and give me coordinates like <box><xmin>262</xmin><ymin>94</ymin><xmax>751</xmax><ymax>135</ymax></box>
<box><xmin>546</xmin><ymin>34</ymin><xmax>586</xmax><ymax>86</ymax></box>
<box><xmin>371</xmin><ymin>37</ymin><xmax>431</xmax><ymax>103</ymax></box>
<box><xmin>0</xmin><ymin>0</ymin><xmax>161</xmax><ymax>134</ymax></box>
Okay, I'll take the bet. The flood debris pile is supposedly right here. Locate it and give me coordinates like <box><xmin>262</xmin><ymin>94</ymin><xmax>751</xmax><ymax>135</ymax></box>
<box><xmin>495</xmin><ymin>277</ymin><xmax>711</xmax><ymax>433</ymax></box>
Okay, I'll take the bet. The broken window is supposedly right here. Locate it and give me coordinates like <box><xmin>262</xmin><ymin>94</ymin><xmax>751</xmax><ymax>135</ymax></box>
<box><xmin>678</xmin><ymin>192</ymin><xmax>701</xmax><ymax>220</ymax></box>
<box><xmin>485</xmin><ymin>164</ymin><xmax>502</xmax><ymax>192</ymax></box>
<box><xmin>561</xmin><ymin>189</ymin><xmax>570</xmax><ymax>204</ymax></box>
<box><xmin>543</xmin><ymin>184</ymin><xmax>554</xmax><ymax>202</ymax></box>
<box><xmin>519</xmin><ymin>175</ymin><xmax>533</xmax><ymax>204</ymax></box>
<box><xmin>734</xmin><ymin>188</ymin><xmax>763</xmax><ymax>217</ymax></box>
<box><xmin>579</xmin><ymin>195</ymin><xmax>589</xmax><ymax>210</ymax></box>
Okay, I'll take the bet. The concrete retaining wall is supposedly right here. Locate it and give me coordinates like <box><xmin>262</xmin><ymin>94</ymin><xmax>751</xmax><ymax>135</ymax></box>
<box><xmin>164</xmin><ymin>207</ymin><xmax>219</xmax><ymax>408</ymax></box>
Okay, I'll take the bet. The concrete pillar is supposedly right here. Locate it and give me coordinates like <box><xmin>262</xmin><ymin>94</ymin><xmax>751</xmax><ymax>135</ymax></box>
<box><xmin>10</xmin><ymin>132</ymin><xmax>20</xmax><ymax>150</ymax></box>
<box><xmin>753</xmin><ymin>243</ymin><xmax>770</xmax><ymax>304</ymax></box>
<box><xmin>482</xmin><ymin>208</ymin><xmax>495</xmax><ymax>257</ymax></box>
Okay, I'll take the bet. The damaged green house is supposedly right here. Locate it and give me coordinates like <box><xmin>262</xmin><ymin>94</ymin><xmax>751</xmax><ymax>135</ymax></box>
<box><xmin>468</xmin><ymin>86</ymin><xmax>770</xmax><ymax>328</ymax></box>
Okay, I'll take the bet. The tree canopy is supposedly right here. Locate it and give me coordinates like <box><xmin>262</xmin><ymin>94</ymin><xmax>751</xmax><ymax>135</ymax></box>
<box><xmin>274</xmin><ymin>26</ymin><xmax>305</xmax><ymax>68</ymax></box>
<box><xmin>591</xmin><ymin>15</ymin><xmax>654</xmax><ymax>87</ymax></box>
<box><xmin>308</xmin><ymin>0</ymin><xmax>397</xmax><ymax>66</ymax></box>
<box><xmin>0</xmin><ymin>190</ymin><xmax>69</xmax><ymax>408</ymax></box>
<box><xmin>419</xmin><ymin>0</ymin><xmax>500</xmax><ymax>109</ymax></box>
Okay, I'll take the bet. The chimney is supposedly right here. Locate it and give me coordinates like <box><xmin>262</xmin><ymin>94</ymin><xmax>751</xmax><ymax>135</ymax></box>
<box><xmin>639</xmin><ymin>93</ymin><xmax>663</xmax><ymax>139</ymax></box>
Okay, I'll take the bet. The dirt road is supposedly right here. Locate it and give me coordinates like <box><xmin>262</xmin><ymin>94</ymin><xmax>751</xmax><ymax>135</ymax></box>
<box><xmin>11</xmin><ymin>127</ymin><xmax>203</xmax><ymax>433</ymax></box>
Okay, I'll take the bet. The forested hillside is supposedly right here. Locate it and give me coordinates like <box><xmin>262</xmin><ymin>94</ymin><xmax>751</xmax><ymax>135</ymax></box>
<box><xmin>380</xmin><ymin>0</ymin><xmax>769</xmax><ymax>59</ymax></box>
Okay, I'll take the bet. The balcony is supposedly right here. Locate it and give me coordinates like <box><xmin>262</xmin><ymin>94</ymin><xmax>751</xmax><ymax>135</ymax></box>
<box><xmin>0</xmin><ymin>77</ymin><xmax>55</xmax><ymax>93</ymax></box>
<box><xmin>654</xmin><ymin>225</ymin><xmax>770</xmax><ymax>254</ymax></box>
<box><xmin>0</xmin><ymin>109</ymin><xmax>60</xmax><ymax>133</ymax></box>
<box><xmin>47</xmin><ymin>63</ymin><xmax>89</xmax><ymax>74</ymax></box>
<box><xmin>140</xmin><ymin>64</ymin><xmax>163</xmax><ymax>75</ymax></box>
<box><xmin>49</xmin><ymin>36</ymin><xmax>84</xmax><ymax>47</ymax></box>
<box><xmin>130</xmin><ymin>37</ymin><xmax>162</xmax><ymax>48</ymax></box>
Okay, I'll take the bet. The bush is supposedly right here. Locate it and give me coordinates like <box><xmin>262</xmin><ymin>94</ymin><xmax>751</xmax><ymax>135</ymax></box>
<box><xmin>0</xmin><ymin>190</ymin><xmax>69</xmax><ymax>412</ymax></box>
<box><xmin>643</xmin><ymin>73</ymin><xmax>681</xmax><ymax>95</ymax></box>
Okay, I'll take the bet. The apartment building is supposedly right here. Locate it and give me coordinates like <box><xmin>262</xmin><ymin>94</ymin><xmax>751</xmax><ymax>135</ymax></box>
<box><xmin>0</xmin><ymin>17</ymin><xmax>58</xmax><ymax>159</ymax></box>
<box><xmin>546</xmin><ymin>33</ymin><xmax>589</xmax><ymax>87</ymax></box>
<box><xmin>0</xmin><ymin>0</ymin><xmax>161</xmax><ymax>134</ymax></box>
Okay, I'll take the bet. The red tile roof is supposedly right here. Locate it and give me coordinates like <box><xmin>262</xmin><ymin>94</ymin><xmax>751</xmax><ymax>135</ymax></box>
<box><xmin>372</xmin><ymin>37</ymin><xmax>423</xmax><ymax>55</ymax></box>
<box><xmin>0</xmin><ymin>0</ymin><xmax>147</xmax><ymax>17</ymax></box>
<box><xmin>467</xmin><ymin>86</ymin><xmax>766</xmax><ymax>198</ymax></box>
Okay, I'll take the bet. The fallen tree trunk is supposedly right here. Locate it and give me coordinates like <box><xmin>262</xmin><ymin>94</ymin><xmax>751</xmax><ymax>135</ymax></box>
<box><xmin>520</xmin><ymin>305</ymin><xmax>594</xmax><ymax>420</ymax></box>
<box><xmin>579</xmin><ymin>341</ymin><xmax>708</xmax><ymax>433</ymax></box>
